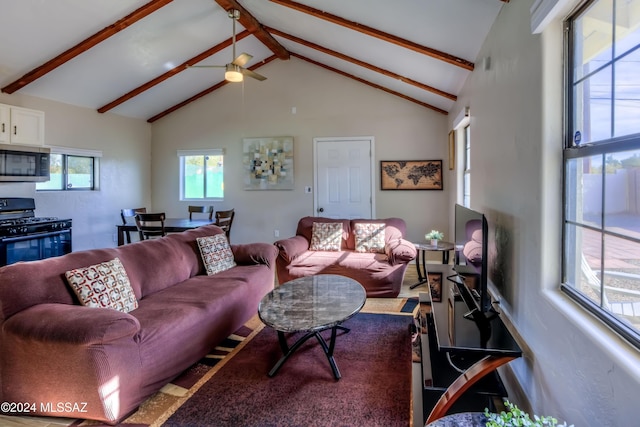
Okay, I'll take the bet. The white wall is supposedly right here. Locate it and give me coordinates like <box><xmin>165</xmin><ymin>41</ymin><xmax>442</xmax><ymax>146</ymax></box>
<box><xmin>0</xmin><ymin>93</ymin><xmax>151</xmax><ymax>251</ymax></box>
<box><xmin>151</xmin><ymin>57</ymin><xmax>451</xmax><ymax>245</ymax></box>
<box><xmin>450</xmin><ymin>0</ymin><xmax>640</xmax><ymax>425</ymax></box>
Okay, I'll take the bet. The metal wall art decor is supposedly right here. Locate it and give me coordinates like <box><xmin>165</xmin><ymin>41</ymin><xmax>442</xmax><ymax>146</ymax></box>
<box><xmin>429</xmin><ymin>272</ymin><xmax>443</xmax><ymax>302</ymax></box>
<box><xmin>380</xmin><ymin>160</ymin><xmax>443</xmax><ymax>190</ymax></box>
<box><xmin>243</xmin><ymin>137</ymin><xmax>294</xmax><ymax>190</ymax></box>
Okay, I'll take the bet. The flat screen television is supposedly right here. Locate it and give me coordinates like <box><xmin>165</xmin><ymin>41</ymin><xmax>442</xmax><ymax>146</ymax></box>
<box><xmin>453</xmin><ymin>204</ymin><xmax>491</xmax><ymax>314</ymax></box>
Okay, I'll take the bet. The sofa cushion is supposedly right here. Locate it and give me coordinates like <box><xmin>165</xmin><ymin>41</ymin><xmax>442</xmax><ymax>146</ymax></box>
<box><xmin>132</xmin><ymin>263</ymin><xmax>274</xmax><ymax>393</ymax></box>
<box><xmin>64</xmin><ymin>257</ymin><xmax>138</xmax><ymax>313</ymax></box>
<box><xmin>347</xmin><ymin>218</ymin><xmax>406</xmax><ymax>249</ymax></box>
<box><xmin>296</xmin><ymin>217</ymin><xmax>351</xmax><ymax>249</ymax></box>
<box><xmin>197</xmin><ymin>234</ymin><xmax>236</xmax><ymax>275</ymax></box>
<box><xmin>309</xmin><ymin>222</ymin><xmax>343</xmax><ymax>251</ymax></box>
<box><xmin>354</xmin><ymin>222</ymin><xmax>386</xmax><ymax>253</ymax></box>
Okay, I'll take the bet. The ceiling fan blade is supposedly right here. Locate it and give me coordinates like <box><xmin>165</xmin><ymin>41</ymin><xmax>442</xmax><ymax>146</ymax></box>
<box><xmin>188</xmin><ymin>64</ymin><xmax>225</xmax><ymax>68</ymax></box>
<box><xmin>232</xmin><ymin>53</ymin><xmax>253</xmax><ymax>67</ymax></box>
<box><xmin>242</xmin><ymin>68</ymin><xmax>267</xmax><ymax>81</ymax></box>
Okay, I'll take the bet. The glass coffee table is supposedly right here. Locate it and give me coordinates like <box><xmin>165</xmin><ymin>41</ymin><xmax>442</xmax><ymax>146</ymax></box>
<box><xmin>258</xmin><ymin>274</ymin><xmax>366</xmax><ymax>380</ymax></box>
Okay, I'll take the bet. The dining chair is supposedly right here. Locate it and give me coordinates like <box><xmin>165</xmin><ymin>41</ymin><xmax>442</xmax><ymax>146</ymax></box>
<box><xmin>215</xmin><ymin>209</ymin><xmax>235</xmax><ymax>241</ymax></box>
<box><xmin>135</xmin><ymin>212</ymin><xmax>166</xmax><ymax>240</ymax></box>
<box><xmin>188</xmin><ymin>205</ymin><xmax>214</xmax><ymax>221</ymax></box>
<box><xmin>120</xmin><ymin>207</ymin><xmax>147</xmax><ymax>244</ymax></box>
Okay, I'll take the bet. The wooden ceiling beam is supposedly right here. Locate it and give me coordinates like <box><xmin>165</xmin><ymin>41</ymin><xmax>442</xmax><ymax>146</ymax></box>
<box><xmin>268</xmin><ymin>27</ymin><xmax>456</xmax><ymax>102</ymax></box>
<box><xmin>269</xmin><ymin>0</ymin><xmax>473</xmax><ymax>71</ymax></box>
<box><xmin>215</xmin><ymin>0</ymin><xmax>289</xmax><ymax>60</ymax></box>
<box><xmin>1</xmin><ymin>0</ymin><xmax>173</xmax><ymax>94</ymax></box>
<box><xmin>147</xmin><ymin>55</ymin><xmax>278</xmax><ymax>123</ymax></box>
<box><xmin>290</xmin><ymin>53</ymin><xmax>447</xmax><ymax>115</ymax></box>
<box><xmin>98</xmin><ymin>30</ymin><xmax>251</xmax><ymax>113</ymax></box>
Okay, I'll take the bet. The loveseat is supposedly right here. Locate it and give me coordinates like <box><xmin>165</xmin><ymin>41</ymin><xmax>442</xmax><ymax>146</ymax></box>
<box><xmin>0</xmin><ymin>225</ymin><xmax>277</xmax><ymax>424</ymax></box>
<box><xmin>274</xmin><ymin>217</ymin><xmax>416</xmax><ymax>297</ymax></box>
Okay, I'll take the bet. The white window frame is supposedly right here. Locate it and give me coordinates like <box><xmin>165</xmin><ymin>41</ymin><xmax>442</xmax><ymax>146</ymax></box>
<box><xmin>562</xmin><ymin>0</ymin><xmax>640</xmax><ymax>348</ymax></box>
<box><xmin>36</xmin><ymin>146</ymin><xmax>101</xmax><ymax>191</ymax></box>
<box><xmin>454</xmin><ymin>107</ymin><xmax>471</xmax><ymax>207</ymax></box>
<box><xmin>177</xmin><ymin>148</ymin><xmax>225</xmax><ymax>201</ymax></box>
<box><xmin>462</xmin><ymin>125</ymin><xmax>471</xmax><ymax>208</ymax></box>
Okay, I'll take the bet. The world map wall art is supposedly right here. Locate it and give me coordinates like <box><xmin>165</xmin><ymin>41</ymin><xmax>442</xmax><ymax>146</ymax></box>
<box><xmin>243</xmin><ymin>137</ymin><xmax>294</xmax><ymax>190</ymax></box>
<box><xmin>380</xmin><ymin>160</ymin><xmax>443</xmax><ymax>190</ymax></box>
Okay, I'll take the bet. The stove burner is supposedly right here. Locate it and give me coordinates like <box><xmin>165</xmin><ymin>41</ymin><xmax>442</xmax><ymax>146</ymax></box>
<box><xmin>0</xmin><ymin>217</ymin><xmax>60</xmax><ymax>226</ymax></box>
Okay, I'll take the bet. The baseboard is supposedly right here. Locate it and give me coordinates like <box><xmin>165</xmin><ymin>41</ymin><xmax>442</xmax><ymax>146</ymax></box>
<box><xmin>497</xmin><ymin>364</ymin><xmax>531</xmax><ymax>414</ymax></box>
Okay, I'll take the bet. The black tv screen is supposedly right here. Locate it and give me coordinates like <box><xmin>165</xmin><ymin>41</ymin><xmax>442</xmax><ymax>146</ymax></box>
<box><xmin>453</xmin><ymin>204</ymin><xmax>490</xmax><ymax>313</ymax></box>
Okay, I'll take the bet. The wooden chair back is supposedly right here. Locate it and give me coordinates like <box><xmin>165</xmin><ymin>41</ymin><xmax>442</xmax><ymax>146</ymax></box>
<box><xmin>188</xmin><ymin>205</ymin><xmax>214</xmax><ymax>221</ymax></box>
<box><xmin>215</xmin><ymin>209</ymin><xmax>235</xmax><ymax>241</ymax></box>
<box><xmin>135</xmin><ymin>212</ymin><xmax>166</xmax><ymax>240</ymax></box>
<box><xmin>120</xmin><ymin>207</ymin><xmax>147</xmax><ymax>244</ymax></box>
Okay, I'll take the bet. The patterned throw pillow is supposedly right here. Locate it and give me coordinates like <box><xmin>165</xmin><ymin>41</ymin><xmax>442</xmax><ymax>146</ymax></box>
<box><xmin>354</xmin><ymin>223</ymin><xmax>386</xmax><ymax>253</ymax></box>
<box><xmin>65</xmin><ymin>257</ymin><xmax>138</xmax><ymax>313</ymax></box>
<box><xmin>197</xmin><ymin>234</ymin><xmax>237</xmax><ymax>275</ymax></box>
<box><xmin>309</xmin><ymin>222</ymin><xmax>343</xmax><ymax>251</ymax></box>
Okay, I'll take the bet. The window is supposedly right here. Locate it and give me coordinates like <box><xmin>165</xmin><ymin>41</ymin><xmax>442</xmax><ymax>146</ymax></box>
<box><xmin>463</xmin><ymin>124</ymin><xmax>471</xmax><ymax>208</ymax></box>
<box><xmin>36</xmin><ymin>147</ymin><xmax>101</xmax><ymax>191</ymax></box>
<box><xmin>563</xmin><ymin>0</ymin><xmax>640</xmax><ymax>347</ymax></box>
<box><xmin>178</xmin><ymin>149</ymin><xmax>224</xmax><ymax>200</ymax></box>
<box><xmin>453</xmin><ymin>107</ymin><xmax>471</xmax><ymax>207</ymax></box>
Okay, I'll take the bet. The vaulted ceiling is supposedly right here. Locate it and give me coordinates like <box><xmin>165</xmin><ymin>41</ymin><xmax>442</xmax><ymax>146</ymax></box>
<box><xmin>0</xmin><ymin>0</ymin><xmax>507</xmax><ymax>123</ymax></box>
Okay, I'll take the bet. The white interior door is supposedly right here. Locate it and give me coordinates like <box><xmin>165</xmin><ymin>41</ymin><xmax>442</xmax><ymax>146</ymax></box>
<box><xmin>313</xmin><ymin>137</ymin><xmax>374</xmax><ymax>219</ymax></box>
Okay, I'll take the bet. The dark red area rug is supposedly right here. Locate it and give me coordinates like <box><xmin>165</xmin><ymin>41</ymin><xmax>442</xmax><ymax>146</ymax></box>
<box><xmin>163</xmin><ymin>313</ymin><xmax>412</xmax><ymax>427</ymax></box>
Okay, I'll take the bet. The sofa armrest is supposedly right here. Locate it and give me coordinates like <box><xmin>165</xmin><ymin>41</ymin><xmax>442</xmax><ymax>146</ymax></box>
<box><xmin>231</xmin><ymin>242</ymin><xmax>278</xmax><ymax>268</ymax></box>
<box><xmin>1</xmin><ymin>303</ymin><xmax>142</xmax><ymax>423</ymax></box>
<box><xmin>3</xmin><ymin>303</ymin><xmax>140</xmax><ymax>345</ymax></box>
<box><xmin>385</xmin><ymin>238</ymin><xmax>417</xmax><ymax>265</ymax></box>
<box><xmin>274</xmin><ymin>235</ymin><xmax>310</xmax><ymax>263</ymax></box>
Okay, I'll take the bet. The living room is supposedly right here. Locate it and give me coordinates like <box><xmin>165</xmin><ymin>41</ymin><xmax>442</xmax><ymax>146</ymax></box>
<box><xmin>1</xmin><ymin>0</ymin><xmax>639</xmax><ymax>426</ymax></box>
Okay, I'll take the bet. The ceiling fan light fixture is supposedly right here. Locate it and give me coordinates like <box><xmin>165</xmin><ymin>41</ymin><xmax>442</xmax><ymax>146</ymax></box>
<box><xmin>225</xmin><ymin>64</ymin><xmax>243</xmax><ymax>82</ymax></box>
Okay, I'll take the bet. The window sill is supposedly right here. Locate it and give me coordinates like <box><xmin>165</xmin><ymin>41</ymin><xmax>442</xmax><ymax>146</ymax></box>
<box><xmin>543</xmin><ymin>287</ymin><xmax>640</xmax><ymax>382</ymax></box>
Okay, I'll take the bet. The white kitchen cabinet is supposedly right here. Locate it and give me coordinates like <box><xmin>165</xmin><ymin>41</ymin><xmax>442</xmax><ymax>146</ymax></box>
<box><xmin>0</xmin><ymin>104</ymin><xmax>9</xmax><ymax>143</ymax></box>
<box><xmin>0</xmin><ymin>103</ymin><xmax>45</xmax><ymax>146</ymax></box>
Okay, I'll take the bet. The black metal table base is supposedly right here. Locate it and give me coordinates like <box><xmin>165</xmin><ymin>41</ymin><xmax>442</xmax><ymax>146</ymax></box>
<box><xmin>410</xmin><ymin>248</ymin><xmax>429</xmax><ymax>289</ymax></box>
<box><xmin>268</xmin><ymin>325</ymin><xmax>350</xmax><ymax>380</ymax></box>
<box><xmin>410</xmin><ymin>245</ymin><xmax>452</xmax><ymax>289</ymax></box>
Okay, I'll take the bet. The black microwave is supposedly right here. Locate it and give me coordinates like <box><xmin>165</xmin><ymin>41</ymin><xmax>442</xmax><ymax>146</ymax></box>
<box><xmin>0</xmin><ymin>143</ymin><xmax>50</xmax><ymax>182</ymax></box>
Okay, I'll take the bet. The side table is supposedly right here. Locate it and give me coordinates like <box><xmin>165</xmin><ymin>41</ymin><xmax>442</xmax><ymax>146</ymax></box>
<box><xmin>410</xmin><ymin>241</ymin><xmax>455</xmax><ymax>289</ymax></box>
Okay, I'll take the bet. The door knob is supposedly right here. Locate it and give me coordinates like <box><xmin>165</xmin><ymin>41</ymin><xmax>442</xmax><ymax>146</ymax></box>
<box><xmin>317</xmin><ymin>207</ymin><xmax>324</xmax><ymax>213</ymax></box>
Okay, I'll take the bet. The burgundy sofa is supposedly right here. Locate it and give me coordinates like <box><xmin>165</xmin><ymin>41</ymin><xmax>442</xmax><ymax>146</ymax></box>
<box><xmin>274</xmin><ymin>217</ymin><xmax>416</xmax><ymax>297</ymax></box>
<box><xmin>0</xmin><ymin>225</ymin><xmax>277</xmax><ymax>424</ymax></box>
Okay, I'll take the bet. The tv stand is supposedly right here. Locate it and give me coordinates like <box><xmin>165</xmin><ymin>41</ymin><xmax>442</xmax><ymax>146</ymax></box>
<box><xmin>417</xmin><ymin>265</ymin><xmax>522</xmax><ymax>424</ymax></box>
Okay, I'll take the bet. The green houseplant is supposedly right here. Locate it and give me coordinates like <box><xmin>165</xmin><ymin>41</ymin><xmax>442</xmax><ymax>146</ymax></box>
<box><xmin>425</xmin><ymin>230</ymin><xmax>444</xmax><ymax>246</ymax></box>
<box><xmin>484</xmin><ymin>400</ymin><xmax>573</xmax><ymax>427</ymax></box>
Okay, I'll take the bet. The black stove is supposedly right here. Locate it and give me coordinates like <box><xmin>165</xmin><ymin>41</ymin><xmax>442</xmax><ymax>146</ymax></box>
<box><xmin>0</xmin><ymin>198</ymin><xmax>72</xmax><ymax>238</ymax></box>
<box><xmin>0</xmin><ymin>217</ymin><xmax>73</xmax><ymax>238</ymax></box>
<box><xmin>0</xmin><ymin>198</ymin><xmax>72</xmax><ymax>266</ymax></box>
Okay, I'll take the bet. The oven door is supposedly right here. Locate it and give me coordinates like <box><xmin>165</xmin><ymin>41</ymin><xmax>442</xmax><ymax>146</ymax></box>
<box><xmin>0</xmin><ymin>229</ymin><xmax>72</xmax><ymax>266</ymax></box>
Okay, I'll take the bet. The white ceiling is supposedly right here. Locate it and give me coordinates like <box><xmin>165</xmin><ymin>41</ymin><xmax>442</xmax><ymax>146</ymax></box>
<box><xmin>0</xmin><ymin>0</ymin><xmax>506</xmax><ymax>122</ymax></box>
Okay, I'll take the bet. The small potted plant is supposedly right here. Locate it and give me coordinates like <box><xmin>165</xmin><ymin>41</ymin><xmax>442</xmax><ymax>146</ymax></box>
<box><xmin>484</xmin><ymin>400</ymin><xmax>573</xmax><ymax>427</ymax></box>
<box><xmin>425</xmin><ymin>230</ymin><xmax>444</xmax><ymax>246</ymax></box>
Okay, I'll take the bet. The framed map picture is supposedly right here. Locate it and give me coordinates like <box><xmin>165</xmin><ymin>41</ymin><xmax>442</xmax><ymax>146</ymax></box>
<box><xmin>380</xmin><ymin>160</ymin><xmax>443</xmax><ymax>190</ymax></box>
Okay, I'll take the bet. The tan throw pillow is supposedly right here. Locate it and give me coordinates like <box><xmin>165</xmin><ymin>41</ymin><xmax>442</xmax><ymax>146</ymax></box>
<box><xmin>65</xmin><ymin>257</ymin><xmax>138</xmax><ymax>313</ymax></box>
<box><xmin>309</xmin><ymin>222</ymin><xmax>343</xmax><ymax>251</ymax></box>
<box><xmin>354</xmin><ymin>223</ymin><xmax>386</xmax><ymax>253</ymax></box>
<box><xmin>197</xmin><ymin>234</ymin><xmax>237</xmax><ymax>275</ymax></box>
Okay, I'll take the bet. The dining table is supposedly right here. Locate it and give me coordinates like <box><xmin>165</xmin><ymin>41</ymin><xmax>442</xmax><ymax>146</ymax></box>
<box><xmin>116</xmin><ymin>218</ymin><xmax>215</xmax><ymax>246</ymax></box>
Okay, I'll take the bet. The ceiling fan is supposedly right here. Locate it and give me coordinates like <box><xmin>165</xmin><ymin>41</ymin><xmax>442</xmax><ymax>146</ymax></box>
<box><xmin>190</xmin><ymin>9</ymin><xmax>266</xmax><ymax>83</ymax></box>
